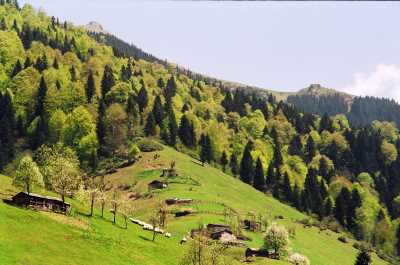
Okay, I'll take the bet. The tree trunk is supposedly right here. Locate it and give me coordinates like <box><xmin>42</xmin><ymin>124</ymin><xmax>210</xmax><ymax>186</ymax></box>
<box><xmin>101</xmin><ymin>203</ymin><xmax>104</xmax><ymax>218</ymax></box>
<box><xmin>90</xmin><ymin>196</ymin><xmax>94</xmax><ymax>216</ymax></box>
<box><xmin>124</xmin><ymin>216</ymin><xmax>127</xmax><ymax>229</ymax></box>
<box><xmin>152</xmin><ymin>227</ymin><xmax>156</xmax><ymax>241</ymax></box>
<box><xmin>26</xmin><ymin>182</ymin><xmax>30</xmax><ymax>194</ymax></box>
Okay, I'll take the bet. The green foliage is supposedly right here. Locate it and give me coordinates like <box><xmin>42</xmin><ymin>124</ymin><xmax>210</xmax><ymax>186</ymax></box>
<box><xmin>13</xmin><ymin>154</ymin><xmax>43</xmax><ymax>193</ymax></box>
<box><xmin>137</xmin><ymin>138</ymin><xmax>164</xmax><ymax>152</ymax></box>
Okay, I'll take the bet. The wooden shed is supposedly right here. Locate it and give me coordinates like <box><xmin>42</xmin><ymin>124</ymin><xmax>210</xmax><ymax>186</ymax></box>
<box><xmin>10</xmin><ymin>192</ymin><xmax>70</xmax><ymax>214</ymax></box>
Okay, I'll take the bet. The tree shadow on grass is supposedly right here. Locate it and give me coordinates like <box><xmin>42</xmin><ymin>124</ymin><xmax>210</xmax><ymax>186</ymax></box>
<box><xmin>139</xmin><ymin>235</ymin><xmax>154</xmax><ymax>242</ymax></box>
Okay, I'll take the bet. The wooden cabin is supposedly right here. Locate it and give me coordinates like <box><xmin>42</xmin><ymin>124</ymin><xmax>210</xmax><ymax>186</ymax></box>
<box><xmin>10</xmin><ymin>192</ymin><xmax>70</xmax><ymax>214</ymax></box>
<box><xmin>242</xmin><ymin>219</ymin><xmax>262</xmax><ymax>232</ymax></box>
<box><xmin>148</xmin><ymin>180</ymin><xmax>168</xmax><ymax>191</ymax></box>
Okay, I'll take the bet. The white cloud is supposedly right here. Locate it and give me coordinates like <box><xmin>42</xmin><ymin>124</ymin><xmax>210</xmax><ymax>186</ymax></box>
<box><xmin>343</xmin><ymin>64</ymin><xmax>400</xmax><ymax>103</ymax></box>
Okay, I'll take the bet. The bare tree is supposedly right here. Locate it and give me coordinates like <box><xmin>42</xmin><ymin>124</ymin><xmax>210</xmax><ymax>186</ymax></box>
<box><xmin>110</xmin><ymin>191</ymin><xmax>120</xmax><ymax>224</ymax></box>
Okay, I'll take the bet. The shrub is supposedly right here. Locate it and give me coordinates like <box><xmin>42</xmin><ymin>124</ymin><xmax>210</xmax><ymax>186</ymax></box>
<box><xmin>263</xmin><ymin>223</ymin><xmax>290</xmax><ymax>259</ymax></box>
<box><xmin>338</xmin><ymin>236</ymin><xmax>348</xmax><ymax>243</ymax></box>
<box><xmin>288</xmin><ymin>253</ymin><xmax>310</xmax><ymax>265</ymax></box>
<box><xmin>137</xmin><ymin>138</ymin><xmax>164</xmax><ymax>152</ymax></box>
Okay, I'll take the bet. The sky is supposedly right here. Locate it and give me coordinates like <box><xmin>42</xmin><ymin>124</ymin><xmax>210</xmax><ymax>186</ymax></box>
<box><xmin>19</xmin><ymin>0</ymin><xmax>400</xmax><ymax>102</ymax></box>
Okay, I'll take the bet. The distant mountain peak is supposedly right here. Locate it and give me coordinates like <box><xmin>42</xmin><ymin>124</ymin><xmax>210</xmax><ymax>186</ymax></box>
<box><xmin>85</xmin><ymin>21</ymin><xmax>108</xmax><ymax>34</ymax></box>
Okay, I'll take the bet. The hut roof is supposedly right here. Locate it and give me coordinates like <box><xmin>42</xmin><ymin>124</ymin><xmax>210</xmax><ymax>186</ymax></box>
<box><xmin>13</xmin><ymin>192</ymin><xmax>70</xmax><ymax>205</ymax></box>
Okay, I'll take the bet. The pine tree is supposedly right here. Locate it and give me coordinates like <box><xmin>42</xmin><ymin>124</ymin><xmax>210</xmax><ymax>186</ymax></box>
<box><xmin>144</xmin><ymin>113</ymin><xmax>156</xmax><ymax>136</ymax></box>
<box><xmin>319</xmin><ymin>157</ymin><xmax>331</xmax><ymax>182</ymax></box>
<box><xmin>34</xmin><ymin>76</ymin><xmax>47</xmax><ymax>118</ymax></box>
<box><xmin>101</xmin><ymin>65</ymin><xmax>115</xmax><ymax>98</ymax></box>
<box><xmin>324</xmin><ymin>197</ymin><xmax>333</xmax><ymax>216</ymax></box>
<box><xmin>24</xmin><ymin>57</ymin><xmax>32</xmax><ymax>68</ymax></box>
<box><xmin>288</xmin><ymin>135</ymin><xmax>303</xmax><ymax>157</ymax></box>
<box><xmin>178</xmin><ymin>115</ymin><xmax>194</xmax><ymax>147</ymax></box>
<box><xmin>253</xmin><ymin>158</ymin><xmax>265</xmax><ymax>191</ymax></box>
<box><xmin>292</xmin><ymin>183</ymin><xmax>301</xmax><ymax>209</ymax></box>
<box><xmin>53</xmin><ymin>57</ymin><xmax>59</xmax><ymax>69</ymax></box>
<box><xmin>266</xmin><ymin>162</ymin><xmax>276</xmax><ymax>190</ymax></box>
<box><xmin>199</xmin><ymin>134</ymin><xmax>213</xmax><ymax>165</ymax></box>
<box><xmin>347</xmin><ymin>188</ymin><xmax>362</xmax><ymax>230</ymax></box>
<box><xmin>220</xmin><ymin>151</ymin><xmax>228</xmax><ymax>172</ymax></box>
<box><xmin>354</xmin><ymin>249</ymin><xmax>371</xmax><ymax>265</ymax></box>
<box><xmin>31</xmin><ymin>115</ymin><xmax>48</xmax><ymax>150</ymax></box>
<box><xmin>10</xmin><ymin>59</ymin><xmax>22</xmax><ymax>78</ymax></box>
<box><xmin>35</xmin><ymin>54</ymin><xmax>48</xmax><ymax>72</ymax></box>
<box><xmin>157</xmin><ymin>77</ymin><xmax>165</xmax><ymax>89</ymax></box>
<box><xmin>305</xmin><ymin>135</ymin><xmax>316</xmax><ymax>163</ymax></box>
<box><xmin>230</xmin><ymin>153</ymin><xmax>239</xmax><ymax>176</ymax></box>
<box><xmin>137</xmin><ymin>82</ymin><xmax>148</xmax><ymax>113</ymax></box>
<box><xmin>70</xmin><ymin>66</ymin><xmax>77</xmax><ymax>81</ymax></box>
<box><xmin>240</xmin><ymin>141</ymin><xmax>254</xmax><ymax>185</ymax></box>
<box><xmin>86</xmin><ymin>70</ymin><xmax>96</xmax><ymax>103</ymax></box>
<box><xmin>320</xmin><ymin>113</ymin><xmax>333</xmax><ymax>133</ymax></box>
<box><xmin>96</xmin><ymin>99</ymin><xmax>106</xmax><ymax>147</ymax></box>
<box><xmin>273</xmin><ymin>140</ymin><xmax>283</xmax><ymax>169</ymax></box>
<box><xmin>152</xmin><ymin>95</ymin><xmax>164</xmax><ymax>125</ymax></box>
<box><xmin>165</xmin><ymin>76</ymin><xmax>177</xmax><ymax>99</ymax></box>
<box><xmin>396</xmin><ymin>224</ymin><xmax>400</xmax><ymax>256</ymax></box>
<box><xmin>282</xmin><ymin>172</ymin><xmax>292</xmax><ymax>202</ymax></box>
<box><xmin>0</xmin><ymin>91</ymin><xmax>16</xmax><ymax>169</ymax></box>
<box><xmin>335</xmin><ymin>187</ymin><xmax>351</xmax><ymax>227</ymax></box>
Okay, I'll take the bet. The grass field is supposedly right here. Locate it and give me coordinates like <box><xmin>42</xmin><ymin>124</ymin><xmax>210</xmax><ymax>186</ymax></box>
<box><xmin>0</xmin><ymin>146</ymin><xmax>388</xmax><ymax>265</ymax></box>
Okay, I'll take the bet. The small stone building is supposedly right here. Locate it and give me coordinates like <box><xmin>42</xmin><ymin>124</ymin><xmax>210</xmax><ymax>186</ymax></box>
<box><xmin>242</xmin><ymin>219</ymin><xmax>262</xmax><ymax>232</ymax></box>
<box><xmin>10</xmin><ymin>192</ymin><xmax>70</xmax><ymax>214</ymax></box>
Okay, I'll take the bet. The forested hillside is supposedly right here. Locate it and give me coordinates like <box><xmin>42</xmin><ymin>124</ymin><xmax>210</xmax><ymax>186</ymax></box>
<box><xmin>0</xmin><ymin>1</ymin><xmax>399</xmax><ymax>264</ymax></box>
<box><xmin>288</xmin><ymin>88</ymin><xmax>400</xmax><ymax>127</ymax></box>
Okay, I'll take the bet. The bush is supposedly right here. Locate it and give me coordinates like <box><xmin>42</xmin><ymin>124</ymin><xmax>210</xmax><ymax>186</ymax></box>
<box><xmin>338</xmin><ymin>236</ymin><xmax>348</xmax><ymax>243</ymax></box>
<box><xmin>288</xmin><ymin>253</ymin><xmax>310</xmax><ymax>265</ymax></box>
<box><xmin>137</xmin><ymin>138</ymin><xmax>164</xmax><ymax>152</ymax></box>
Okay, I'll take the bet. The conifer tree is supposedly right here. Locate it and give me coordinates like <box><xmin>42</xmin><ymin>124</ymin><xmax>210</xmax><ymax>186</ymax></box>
<box><xmin>335</xmin><ymin>187</ymin><xmax>351</xmax><ymax>227</ymax></box>
<box><xmin>70</xmin><ymin>66</ymin><xmax>77</xmax><ymax>81</ymax></box>
<box><xmin>288</xmin><ymin>135</ymin><xmax>303</xmax><ymax>157</ymax></box>
<box><xmin>165</xmin><ymin>76</ymin><xmax>177</xmax><ymax>99</ymax></box>
<box><xmin>0</xmin><ymin>91</ymin><xmax>16</xmax><ymax>169</ymax></box>
<box><xmin>240</xmin><ymin>141</ymin><xmax>254</xmax><ymax>185</ymax></box>
<box><xmin>53</xmin><ymin>57</ymin><xmax>59</xmax><ymax>69</ymax></box>
<box><xmin>157</xmin><ymin>77</ymin><xmax>165</xmax><ymax>89</ymax></box>
<box><xmin>253</xmin><ymin>158</ymin><xmax>265</xmax><ymax>191</ymax></box>
<box><xmin>282</xmin><ymin>172</ymin><xmax>292</xmax><ymax>202</ymax></box>
<box><xmin>320</xmin><ymin>113</ymin><xmax>333</xmax><ymax>133</ymax></box>
<box><xmin>86</xmin><ymin>70</ymin><xmax>96</xmax><ymax>103</ymax></box>
<box><xmin>24</xmin><ymin>57</ymin><xmax>32</xmax><ymax>68</ymax></box>
<box><xmin>35</xmin><ymin>76</ymin><xmax>47</xmax><ymax>118</ymax></box>
<box><xmin>266</xmin><ymin>162</ymin><xmax>276</xmax><ymax>190</ymax></box>
<box><xmin>96</xmin><ymin>99</ymin><xmax>106</xmax><ymax>148</ymax></box>
<box><xmin>396</xmin><ymin>224</ymin><xmax>400</xmax><ymax>256</ymax></box>
<box><xmin>199</xmin><ymin>134</ymin><xmax>213</xmax><ymax>165</ymax></box>
<box><xmin>144</xmin><ymin>113</ymin><xmax>156</xmax><ymax>136</ymax></box>
<box><xmin>220</xmin><ymin>151</ymin><xmax>228</xmax><ymax>172</ymax></box>
<box><xmin>354</xmin><ymin>249</ymin><xmax>371</xmax><ymax>265</ymax></box>
<box><xmin>305</xmin><ymin>135</ymin><xmax>316</xmax><ymax>163</ymax></box>
<box><xmin>101</xmin><ymin>65</ymin><xmax>115</xmax><ymax>98</ymax></box>
<box><xmin>35</xmin><ymin>54</ymin><xmax>48</xmax><ymax>72</ymax></box>
<box><xmin>137</xmin><ymin>82</ymin><xmax>148</xmax><ymax>113</ymax></box>
<box><xmin>178</xmin><ymin>115</ymin><xmax>194</xmax><ymax>147</ymax></box>
<box><xmin>152</xmin><ymin>95</ymin><xmax>164</xmax><ymax>125</ymax></box>
<box><xmin>319</xmin><ymin>157</ymin><xmax>331</xmax><ymax>182</ymax></box>
<box><xmin>230</xmin><ymin>153</ymin><xmax>239</xmax><ymax>176</ymax></box>
<box><xmin>10</xmin><ymin>59</ymin><xmax>22</xmax><ymax>78</ymax></box>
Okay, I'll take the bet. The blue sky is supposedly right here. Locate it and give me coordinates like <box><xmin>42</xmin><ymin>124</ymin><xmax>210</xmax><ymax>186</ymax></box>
<box><xmin>19</xmin><ymin>0</ymin><xmax>400</xmax><ymax>101</ymax></box>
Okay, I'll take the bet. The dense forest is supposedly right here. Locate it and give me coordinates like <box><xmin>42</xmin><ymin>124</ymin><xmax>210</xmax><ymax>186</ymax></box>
<box><xmin>0</xmin><ymin>1</ymin><xmax>400</xmax><ymax>262</ymax></box>
<box><xmin>288</xmin><ymin>93</ymin><xmax>400</xmax><ymax>128</ymax></box>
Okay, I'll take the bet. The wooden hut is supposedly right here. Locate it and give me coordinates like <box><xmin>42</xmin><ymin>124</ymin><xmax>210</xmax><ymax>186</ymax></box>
<box><xmin>10</xmin><ymin>192</ymin><xmax>70</xmax><ymax>214</ymax></box>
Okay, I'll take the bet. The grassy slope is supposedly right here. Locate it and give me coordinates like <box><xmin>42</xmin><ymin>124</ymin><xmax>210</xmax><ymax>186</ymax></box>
<box><xmin>0</xmin><ymin>146</ymin><xmax>387</xmax><ymax>265</ymax></box>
